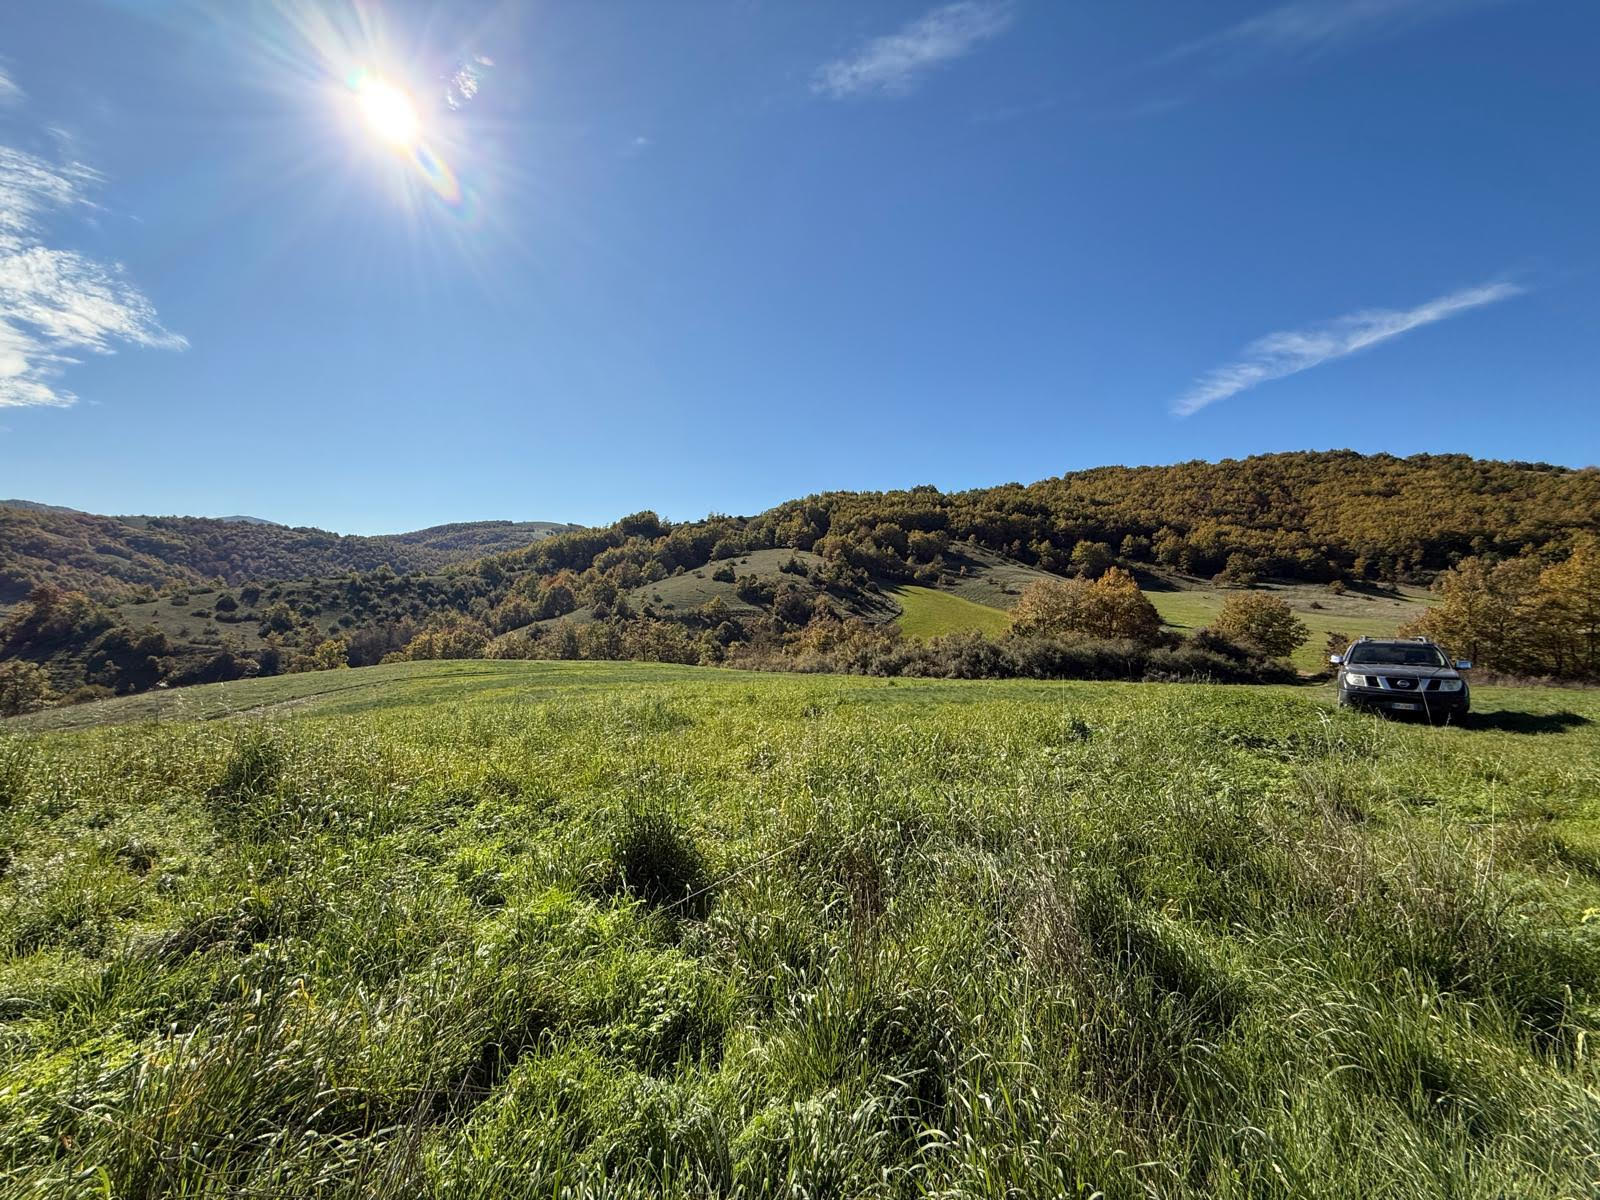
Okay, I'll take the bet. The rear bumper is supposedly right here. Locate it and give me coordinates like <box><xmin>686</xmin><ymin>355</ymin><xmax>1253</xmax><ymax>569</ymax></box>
<box><xmin>1340</xmin><ymin>687</ymin><xmax>1468</xmax><ymax>716</ymax></box>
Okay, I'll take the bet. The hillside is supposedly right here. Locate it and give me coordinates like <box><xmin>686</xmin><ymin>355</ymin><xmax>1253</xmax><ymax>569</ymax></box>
<box><xmin>0</xmin><ymin>504</ymin><xmax>580</xmax><ymax>605</ymax></box>
<box><xmin>3</xmin><ymin>451</ymin><xmax>1595</xmax><ymax>703</ymax></box>
<box><xmin>2</xmin><ymin>662</ymin><xmax>1596</xmax><ymax>1195</ymax></box>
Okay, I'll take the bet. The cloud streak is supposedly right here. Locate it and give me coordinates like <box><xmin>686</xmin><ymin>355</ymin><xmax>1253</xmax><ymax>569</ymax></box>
<box><xmin>1168</xmin><ymin>0</ymin><xmax>1497</xmax><ymax>64</ymax></box>
<box><xmin>444</xmin><ymin>54</ymin><xmax>493</xmax><ymax>111</ymax></box>
<box><xmin>813</xmin><ymin>2</ymin><xmax>1014</xmax><ymax>99</ymax></box>
<box><xmin>1174</xmin><ymin>281</ymin><xmax>1523</xmax><ymax>417</ymax></box>
<box><xmin>0</xmin><ymin>68</ymin><xmax>21</xmax><ymax>105</ymax></box>
<box><xmin>0</xmin><ymin>144</ymin><xmax>184</xmax><ymax>408</ymax></box>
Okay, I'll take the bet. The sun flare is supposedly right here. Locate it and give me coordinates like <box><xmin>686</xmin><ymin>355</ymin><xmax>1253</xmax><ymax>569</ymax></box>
<box><xmin>355</xmin><ymin>77</ymin><xmax>420</xmax><ymax>147</ymax></box>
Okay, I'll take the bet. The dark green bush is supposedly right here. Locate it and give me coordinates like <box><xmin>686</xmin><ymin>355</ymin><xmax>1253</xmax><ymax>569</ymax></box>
<box><xmin>609</xmin><ymin>807</ymin><xmax>712</xmax><ymax>916</ymax></box>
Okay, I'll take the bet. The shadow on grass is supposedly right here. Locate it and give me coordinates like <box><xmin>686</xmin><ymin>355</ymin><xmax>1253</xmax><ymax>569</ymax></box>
<box><xmin>1127</xmin><ymin>567</ymin><xmax>1183</xmax><ymax>593</ymax></box>
<box><xmin>1462</xmin><ymin>710</ymin><xmax>1592</xmax><ymax>735</ymax></box>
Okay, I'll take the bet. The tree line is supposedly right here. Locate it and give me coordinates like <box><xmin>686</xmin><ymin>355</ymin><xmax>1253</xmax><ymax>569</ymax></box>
<box><xmin>1402</xmin><ymin>536</ymin><xmax>1600</xmax><ymax>678</ymax></box>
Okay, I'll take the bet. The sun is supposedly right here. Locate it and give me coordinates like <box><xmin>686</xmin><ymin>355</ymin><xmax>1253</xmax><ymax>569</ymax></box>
<box><xmin>355</xmin><ymin>76</ymin><xmax>420</xmax><ymax>147</ymax></box>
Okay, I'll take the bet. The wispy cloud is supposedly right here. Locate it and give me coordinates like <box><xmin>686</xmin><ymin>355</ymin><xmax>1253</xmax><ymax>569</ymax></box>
<box><xmin>1174</xmin><ymin>281</ymin><xmax>1523</xmax><ymax>417</ymax></box>
<box><xmin>0</xmin><ymin>145</ymin><xmax>185</xmax><ymax>409</ymax></box>
<box><xmin>813</xmin><ymin>1</ymin><xmax>1015</xmax><ymax>99</ymax></box>
<box><xmin>444</xmin><ymin>54</ymin><xmax>494</xmax><ymax>111</ymax></box>
<box><xmin>1168</xmin><ymin>0</ymin><xmax>1497</xmax><ymax>65</ymax></box>
<box><xmin>0</xmin><ymin>68</ymin><xmax>22</xmax><ymax>105</ymax></box>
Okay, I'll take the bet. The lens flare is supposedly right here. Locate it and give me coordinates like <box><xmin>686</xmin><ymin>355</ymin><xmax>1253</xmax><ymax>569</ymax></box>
<box><xmin>345</xmin><ymin>69</ymin><xmax>472</xmax><ymax>218</ymax></box>
<box><xmin>355</xmin><ymin>76</ymin><xmax>419</xmax><ymax>146</ymax></box>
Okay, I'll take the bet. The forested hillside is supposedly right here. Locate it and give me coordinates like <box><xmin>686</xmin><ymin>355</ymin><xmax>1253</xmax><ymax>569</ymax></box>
<box><xmin>0</xmin><ymin>506</ymin><xmax>578</xmax><ymax>604</ymax></box>
<box><xmin>3</xmin><ymin>452</ymin><xmax>1597</xmax><ymax>706</ymax></box>
<box><xmin>744</xmin><ymin>451</ymin><xmax>1599</xmax><ymax>583</ymax></box>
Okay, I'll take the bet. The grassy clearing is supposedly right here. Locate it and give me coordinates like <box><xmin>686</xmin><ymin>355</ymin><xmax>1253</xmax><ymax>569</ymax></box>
<box><xmin>891</xmin><ymin>585</ymin><xmax>1013</xmax><ymax>640</ymax></box>
<box><xmin>1146</xmin><ymin>581</ymin><xmax>1434</xmax><ymax>672</ymax></box>
<box><xmin>2</xmin><ymin>662</ymin><xmax>1598</xmax><ymax>1197</ymax></box>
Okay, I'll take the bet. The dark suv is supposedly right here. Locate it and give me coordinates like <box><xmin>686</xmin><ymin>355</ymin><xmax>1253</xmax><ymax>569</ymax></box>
<box><xmin>1330</xmin><ymin>637</ymin><xmax>1472</xmax><ymax>720</ymax></box>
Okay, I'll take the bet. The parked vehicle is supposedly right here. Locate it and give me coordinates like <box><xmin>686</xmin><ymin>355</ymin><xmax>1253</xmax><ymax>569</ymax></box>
<box><xmin>1330</xmin><ymin>636</ymin><xmax>1471</xmax><ymax>720</ymax></box>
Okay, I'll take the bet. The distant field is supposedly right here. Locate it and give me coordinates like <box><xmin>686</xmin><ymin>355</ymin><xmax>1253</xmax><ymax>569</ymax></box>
<box><xmin>893</xmin><ymin>564</ymin><xmax>1430</xmax><ymax>672</ymax></box>
<box><xmin>891</xmin><ymin>584</ymin><xmax>1012</xmax><ymax>639</ymax></box>
<box><xmin>1146</xmin><ymin>579</ymin><xmax>1435</xmax><ymax>672</ymax></box>
<box><xmin>2</xmin><ymin>661</ymin><xmax>1596</xmax><ymax>1196</ymax></box>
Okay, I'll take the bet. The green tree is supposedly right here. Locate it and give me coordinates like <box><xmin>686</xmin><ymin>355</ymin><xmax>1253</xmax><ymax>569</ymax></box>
<box><xmin>309</xmin><ymin>638</ymin><xmax>350</xmax><ymax>671</ymax></box>
<box><xmin>1070</xmin><ymin>541</ymin><xmax>1113</xmax><ymax>579</ymax></box>
<box><xmin>259</xmin><ymin>603</ymin><xmax>296</xmax><ymax>635</ymax></box>
<box><xmin>0</xmin><ymin>661</ymin><xmax>53</xmax><ymax>715</ymax></box>
<box><xmin>1216</xmin><ymin>553</ymin><xmax>1259</xmax><ymax>587</ymax></box>
<box><xmin>1212</xmin><ymin>593</ymin><xmax>1309</xmax><ymax>659</ymax></box>
<box><xmin>537</xmin><ymin>580</ymin><xmax>577</xmax><ymax>620</ymax></box>
<box><xmin>399</xmin><ymin>616</ymin><xmax>491</xmax><ymax>661</ymax></box>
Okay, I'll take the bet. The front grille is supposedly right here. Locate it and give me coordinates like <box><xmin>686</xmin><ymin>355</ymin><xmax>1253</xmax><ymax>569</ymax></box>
<box><xmin>1384</xmin><ymin>677</ymin><xmax>1418</xmax><ymax>690</ymax></box>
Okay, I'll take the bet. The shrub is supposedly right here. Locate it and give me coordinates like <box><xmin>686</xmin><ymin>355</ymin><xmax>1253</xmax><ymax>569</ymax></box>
<box><xmin>1012</xmin><ymin>569</ymin><xmax>1162</xmax><ymax>643</ymax></box>
<box><xmin>1211</xmin><ymin>592</ymin><xmax>1309</xmax><ymax>659</ymax></box>
<box><xmin>608</xmin><ymin>806</ymin><xmax>712</xmax><ymax>915</ymax></box>
<box><xmin>209</xmin><ymin>729</ymin><xmax>287</xmax><ymax>833</ymax></box>
<box><xmin>736</xmin><ymin>575</ymin><xmax>775</xmax><ymax>605</ymax></box>
<box><xmin>0</xmin><ymin>661</ymin><xmax>52</xmax><ymax>716</ymax></box>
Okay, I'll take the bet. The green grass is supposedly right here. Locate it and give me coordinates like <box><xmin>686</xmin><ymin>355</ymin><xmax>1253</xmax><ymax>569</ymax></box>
<box><xmin>2</xmin><ymin>662</ymin><xmax>1598</xmax><ymax>1197</ymax></box>
<box><xmin>625</xmin><ymin>550</ymin><xmax>831</xmax><ymax>618</ymax></box>
<box><xmin>891</xmin><ymin>584</ymin><xmax>1013</xmax><ymax>640</ymax></box>
<box><xmin>1146</xmin><ymin>580</ymin><xmax>1435</xmax><ymax>672</ymax></box>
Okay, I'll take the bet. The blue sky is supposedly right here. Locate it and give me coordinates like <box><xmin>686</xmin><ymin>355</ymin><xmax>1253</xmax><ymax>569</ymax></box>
<box><xmin>1</xmin><ymin>0</ymin><xmax>1596</xmax><ymax>533</ymax></box>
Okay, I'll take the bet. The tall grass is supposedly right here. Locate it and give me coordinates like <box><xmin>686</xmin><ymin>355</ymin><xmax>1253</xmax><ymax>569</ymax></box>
<box><xmin>0</xmin><ymin>666</ymin><xmax>1596</xmax><ymax>1196</ymax></box>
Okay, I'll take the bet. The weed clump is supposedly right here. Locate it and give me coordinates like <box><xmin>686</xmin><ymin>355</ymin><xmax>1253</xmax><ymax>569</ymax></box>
<box><xmin>0</xmin><ymin>737</ymin><xmax>31</xmax><ymax>809</ymax></box>
<box><xmin>608</xmin><ymin>806</ymin><xmax>712</xmax><ymax>916</ymax></box>
<box><xmin>211</xmin><ymin>728</ymin><xmax>286</xmax><ymax>807</ymax></box>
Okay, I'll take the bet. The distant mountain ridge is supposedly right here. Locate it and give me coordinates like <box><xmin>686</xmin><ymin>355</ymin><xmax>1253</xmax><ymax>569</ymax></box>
<box><xmin>0</xmin><ymin>499</ymin><xmax>82</xmax><ymax>515</ymax></box>
<box><xmin>0</xmin><ymin>503</ymin><xmax>582</xmax><ymax>604</ymax></box>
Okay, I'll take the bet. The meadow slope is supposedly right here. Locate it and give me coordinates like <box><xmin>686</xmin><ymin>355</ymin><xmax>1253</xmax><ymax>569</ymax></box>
<box><xmin>2</xmin><ymin>662</ymin><xmax>1597</xmax><ymax>1197</ymax></box>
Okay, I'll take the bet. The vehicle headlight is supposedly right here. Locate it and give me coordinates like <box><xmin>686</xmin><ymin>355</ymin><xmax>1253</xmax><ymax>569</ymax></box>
<box><xmin>1344</xmin><ymin>673</ymin><xmax>1370</xmax><ymax>688</ymax></box>
<box><xmin>1436</xmin><ymin>678</ymin><xmax>1463</xmax><ymax>692</ymax></box>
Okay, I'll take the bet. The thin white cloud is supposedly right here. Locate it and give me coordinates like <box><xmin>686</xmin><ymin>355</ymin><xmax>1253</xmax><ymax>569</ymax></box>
<box><xmin>813</xmin><ymin>1</ymin><xmax>1015</xmax><ymax>99</ymax></box>
<box><xmin>1168</xmin><ymin>0</ymin><xmax>1497</xmax><ymax>64</ymax></box>
<box><xmin>0</xmin><ymin>145</ymin><xmax>185</xmax><ymax>409</ymax></box>
<box><xmin>0</xmin><ymin>68</ymin><xmax>22</xmax><ymax>105</ymax></box>
<box><xmin>1174</xmin><ymin>281</ymin><xmax>1523</xmax><ymax>417</ymax></box>
<box><xmin>444</xmin><ymin>55</ymin><xmax>494</xmax><ymax>110</ymax></box>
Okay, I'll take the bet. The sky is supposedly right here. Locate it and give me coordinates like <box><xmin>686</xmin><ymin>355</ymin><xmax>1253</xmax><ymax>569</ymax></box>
<box><xmin>1</xmin><ymin>0</ymin><xmax>1597</xmax><ymax>534</ymax></box>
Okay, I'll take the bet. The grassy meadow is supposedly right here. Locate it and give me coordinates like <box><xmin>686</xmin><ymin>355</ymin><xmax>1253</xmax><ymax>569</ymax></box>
<box><xmin>1144</xmin><ymin>581</ymin><xmax>1435</xmax><ymax>673</ymax></box>
<box><xmin>2</xmin><ymin>660</ymin><xmax>1598</xmax><ymax>1197</ymax></box>
<box><xmin>884</xmin><ymin>572</ymin><xmax>1429</xmax><ymax>672</ymax></box>
<box><xmin>890</xmin><ymin>586</ymin><xmax>1013</xmax><ymax>641</ymax></box>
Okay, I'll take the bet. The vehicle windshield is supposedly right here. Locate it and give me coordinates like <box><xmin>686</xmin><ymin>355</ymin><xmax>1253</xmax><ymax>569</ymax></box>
<box><xmin>1346</xmin><ymin>642</ymin><xmax>1447</xmax><ymax>667</ymax></box>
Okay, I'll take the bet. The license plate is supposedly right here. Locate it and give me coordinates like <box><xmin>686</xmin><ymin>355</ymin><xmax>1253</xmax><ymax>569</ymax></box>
<box><xmin>1391</xmin><ymin>702</ymin><xmax>1420</xmax><ymax>711</ymax></box>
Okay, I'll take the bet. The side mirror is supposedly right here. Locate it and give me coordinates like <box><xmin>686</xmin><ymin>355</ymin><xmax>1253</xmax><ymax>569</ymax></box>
<box><xmin>1455</xmin><ymin>660</ymin><xmax>1472</xmax><ymax>670</ymax></box>
<box><xmin>1328</xmin><ymin>654</ymin><xmax>1343</xmax><ymax>665</ymax></box>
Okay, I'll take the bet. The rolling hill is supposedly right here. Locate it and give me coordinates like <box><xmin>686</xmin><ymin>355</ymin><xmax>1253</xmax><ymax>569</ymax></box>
<box><xmin>3</xmin><ymin>451</ymin><xmax>1595</xmax><ymax>702</ymax></box>
<box><xmin>0</xmin><ymin>503</ymin><xmax>581</xmax><ymax>605</ymax></box>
